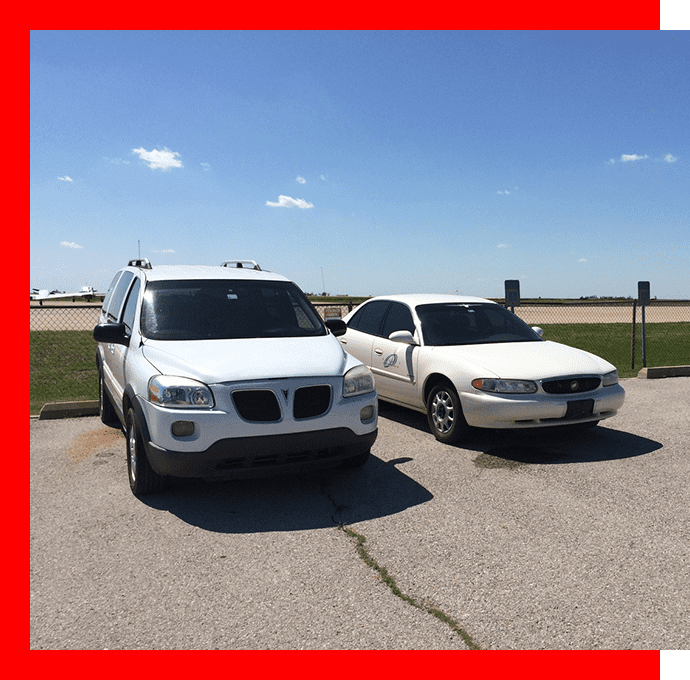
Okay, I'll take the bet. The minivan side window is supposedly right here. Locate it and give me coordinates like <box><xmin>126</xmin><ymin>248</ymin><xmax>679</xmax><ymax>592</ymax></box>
<box><xmin>101</xmin><ymin>272</ymin><xmax>123</xmax><ymax>317</ymax></box>
<box><xmin>121</xmin><ymin>278</ymin><xmax>141</xmax><ymax>335</ymax></box>
<box><xmin>106</xmin><ymin>271</ymin><xmax>135</xmax><ymax>323</ymax></box>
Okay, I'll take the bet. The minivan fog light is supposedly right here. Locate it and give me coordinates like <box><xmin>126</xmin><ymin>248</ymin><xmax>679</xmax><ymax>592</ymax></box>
<box><xmin>172</xmin><ymin>421</ymin><xmax>195</xmax><ymax>437</ymax></box>
<box><xmin>360</xmin><ymin>405</ymin><xmax>375</xmax><ymax>422</ymax></box>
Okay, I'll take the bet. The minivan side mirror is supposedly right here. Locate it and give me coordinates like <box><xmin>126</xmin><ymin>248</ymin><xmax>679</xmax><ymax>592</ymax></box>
<box><xmin>324</xmin><ymin>318</ymin><xmax>347</xmax><ymax>337</ymax></box>
<box><xmin>94</xmin><ymin>322</ymin><xmax>130</xmax><ymax>347</ymax></box>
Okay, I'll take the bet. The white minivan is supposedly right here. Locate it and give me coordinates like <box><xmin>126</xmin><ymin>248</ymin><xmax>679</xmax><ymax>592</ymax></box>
<box><xmin>94</xmin><ymin>259</ymin><xmax>377</xmax><ymax>496</ymax></box>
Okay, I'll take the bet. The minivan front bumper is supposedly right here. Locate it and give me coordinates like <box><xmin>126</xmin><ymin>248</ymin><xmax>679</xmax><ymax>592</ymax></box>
<box><xmin>144</xmin><ymin>427</ymin><xmax>378</xmax><ymax>479</ymax></box>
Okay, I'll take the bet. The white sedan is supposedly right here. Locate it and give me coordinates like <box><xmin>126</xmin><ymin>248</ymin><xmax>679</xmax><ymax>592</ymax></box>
<box><xmin>340</xmin><ymin>294</ymin><xmax>625</xmax><ymax>444</ymax></box>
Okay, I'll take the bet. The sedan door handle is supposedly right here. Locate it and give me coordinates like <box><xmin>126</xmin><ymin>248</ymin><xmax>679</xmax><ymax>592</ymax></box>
<box><xmin>374</xmin><ymin>348</ymin><xmax>383</xmax><ymax>356</ymax></box>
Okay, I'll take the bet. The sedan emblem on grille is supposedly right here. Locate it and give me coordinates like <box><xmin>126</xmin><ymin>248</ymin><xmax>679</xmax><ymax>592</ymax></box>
<box><xmin>570</xmin><ymin>381</ymin><xmax>579</xmax><ymax>392</ymax></box>
<box><xmin>282</xmin><ymin>389</ymin><xmax>289</xmax><ymax>401</ymax></box>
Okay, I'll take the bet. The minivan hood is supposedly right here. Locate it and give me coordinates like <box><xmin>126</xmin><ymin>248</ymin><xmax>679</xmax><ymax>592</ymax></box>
<box><xmin>431</xmin><ymin>340</ymin><xmax>615</xmax><ymax>379</ymax></box>
<box><xmin>142</xmin><ymin>335</ymin><xmax>349</xmax><ymax>384</ymax></box>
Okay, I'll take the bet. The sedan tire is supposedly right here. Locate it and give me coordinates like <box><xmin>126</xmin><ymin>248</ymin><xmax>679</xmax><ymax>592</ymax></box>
<box><xmin>426</xmin><ymin>383</ymin><xmax>470</xmax><ymax>445</ymax></box>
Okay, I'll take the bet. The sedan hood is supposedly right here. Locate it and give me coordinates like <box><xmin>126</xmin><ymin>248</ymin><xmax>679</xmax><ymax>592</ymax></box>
<box><xmin>142</xmin><ymin>335</ymin><xmax>349</xmax><ymax>384</ymax></box>
<box><xmin>430</xmin><ymin>340</ymin><xmax>615</xmax><ymax>379</ymax></box>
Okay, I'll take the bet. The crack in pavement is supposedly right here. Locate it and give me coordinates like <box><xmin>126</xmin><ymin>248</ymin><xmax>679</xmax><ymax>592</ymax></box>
<box><xmin>320</xmin><ymin>478</ymin><xmax>482</xmax><ymax>650</ymax></box>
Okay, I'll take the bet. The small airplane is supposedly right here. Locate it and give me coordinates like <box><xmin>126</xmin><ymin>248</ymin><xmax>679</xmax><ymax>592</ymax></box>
<box><xmin>31</xmin><ymin>286</ymin><xmax>100</xmax><ymax>305</ymax></box>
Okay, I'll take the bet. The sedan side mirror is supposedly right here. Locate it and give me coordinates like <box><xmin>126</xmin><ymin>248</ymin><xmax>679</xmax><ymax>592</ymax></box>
<box><xmin>94</xmin><ymin>322</ymin><xmax>130</xmax><ymax>347</ymax></box>
<box><xmin>532</xmin><ymin>326</ymin><xmax>544</xmax><ymax>338</ymax></box>
<box><xmin>388</xmin><ymin>330</ymin><xmax>418</xmax><ymax>345</ymax></box>
<box><xmin>325</xmin><ymin>318</ymin><xmax>347</xmax><ymax>337</ymax></box>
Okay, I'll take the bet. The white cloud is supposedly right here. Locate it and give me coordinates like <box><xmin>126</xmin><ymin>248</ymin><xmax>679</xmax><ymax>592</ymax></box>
<box><xmin>152</xmin><ymin>249</ymin><xmax>176</xmax><ymax>253</ymax></box>
<box><xmin>497</xmin><ymin>243</ymin><xmax>509</xmax><ymax>248</ymax></box>
<box><xmin>664</xmin><ymin>154</ymin><xmax>677</xmax><ymax>163</ymax></box>
<box><xmin>58</xmin><ymin>176</ymin><xmax>73</xmax><ymax>182</ymax></box>
<box><xmin>296</xmin><ymin>176</ymin><xmax>306</xmax><ymax>184</ymax></box>
<box><xmin>61</xmin><ymin>241</ymin><xmax>83</xmax><ymax>249</ymax></box>
<box><xmin>620</xmin><ymin>154</ymin><xmax>649</xmax><ymax>162</ymax></box>
<box><xmin>133</xmin><ymin>147</ymin><xmax>183</xmax><ymax>170</ymax></box>
<box><xmin>201</xmin><ymin>162</ymin><xmax>211</xmax><ymax>171</ymax></box>
<box><xmin>266</xmin><ymin>195</ymin><xmax>314</xmax><ymax>209</ymax></box>
<box><xmin>103</xmin><ymin>157</ymin><xmax>129</xmax><ymax>165</ymax></box>
<box><xmin>320</xmin><ymin>175</ymin><xmax>327</xmax><ymax>181</ymax></box>
<box><xmin>578</xmin><ymin>258</ymin><xmax>587</xmax><ymax>263</ymax></box>
<box><xmin>497</xmin><ymin>190</ymin><xmax>510</xmax><ymax>195</ymax></box>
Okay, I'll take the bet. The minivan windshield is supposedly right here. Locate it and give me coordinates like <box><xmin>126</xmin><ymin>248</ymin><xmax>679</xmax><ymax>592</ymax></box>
<box><xmin>416</xmin><ymin>303</ymin><xmax>542</xmax><ymax>346</ymax></box>
<box><xmin>141</xmin><ymin>279</ymin><xmax>326</xmax><ymax>340</ymax></box>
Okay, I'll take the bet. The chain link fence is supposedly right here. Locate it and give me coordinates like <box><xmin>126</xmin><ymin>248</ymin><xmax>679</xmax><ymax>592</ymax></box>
<box><xmin>30</xmin><ymin>300</ymin><xmax>690</xmax><ymax>414</ymax></box>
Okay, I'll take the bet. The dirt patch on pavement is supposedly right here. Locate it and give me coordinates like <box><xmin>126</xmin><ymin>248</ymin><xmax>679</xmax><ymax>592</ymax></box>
<box><xmin>65</xmin><ymin>427</ymin><xmax>123</xmax><ymax>463</ymax></box>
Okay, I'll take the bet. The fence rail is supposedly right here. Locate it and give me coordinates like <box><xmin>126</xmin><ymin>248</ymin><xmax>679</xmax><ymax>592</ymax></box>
<box><xmin>29</xmin><ymin>300</ymin><xmax>690</xmax><ymax>415</ymax></box>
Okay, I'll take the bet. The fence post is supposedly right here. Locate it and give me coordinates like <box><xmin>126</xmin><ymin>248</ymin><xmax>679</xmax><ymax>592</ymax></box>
<box><xmin>641</xmin><ymin>302</ymin><xmax>647</xmax><ymax>368</ymax></box>
<box><xmin>631</xmin><ymin>299</ymin><xmax>637</xmax><ymax>369</ymax></box>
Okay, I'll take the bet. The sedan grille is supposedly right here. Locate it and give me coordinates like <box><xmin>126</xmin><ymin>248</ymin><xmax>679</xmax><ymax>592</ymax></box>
<box><xmin>542</xmin><ymin>377</ymin><xmax>601</xmax><ymax>394</ymax></box>
<box><xmin>294</xmin><ymin>385</ymin><xmax>332</xmax><ymax>420</ymax></box>
<box><xmin>232</xmin><ymin>390</ymin><xmax>281</xmax><ymax>422</ymax></box>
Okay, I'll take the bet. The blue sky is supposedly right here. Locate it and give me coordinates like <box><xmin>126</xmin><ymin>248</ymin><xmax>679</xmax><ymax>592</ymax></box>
<box><xmin>30</xmin><ymin>30</ymin><xmax>689</xmax><ymax>299</ymax></box>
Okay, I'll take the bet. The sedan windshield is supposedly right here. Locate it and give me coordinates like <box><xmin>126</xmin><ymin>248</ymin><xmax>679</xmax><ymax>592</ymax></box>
<box><xmin>416</xmin><ymin>303</ymin><xmax>542</xmax><ymax>346</ymax></box>
<box><xmin>141</xmin><ymin>280</ymin><xmax>326</xmax><ymax>340</ymax></box>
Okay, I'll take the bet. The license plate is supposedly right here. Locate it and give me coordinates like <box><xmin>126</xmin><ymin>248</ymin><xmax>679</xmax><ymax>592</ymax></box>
<box><xmin>565</xmin><ymin>399</ymin><xmax>594</xmax><ymax>419</ymax></box>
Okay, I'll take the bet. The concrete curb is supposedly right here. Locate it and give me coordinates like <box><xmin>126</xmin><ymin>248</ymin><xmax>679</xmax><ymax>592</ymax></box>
<box><xmin>38</xmin><ymin>401</ymin><xmax>99</xmax><ymax>420</ymax></box>
<box><xmin>637</xmin><ymin>366</ymin><xmax>690</xmax><ymax>379</ymax></box>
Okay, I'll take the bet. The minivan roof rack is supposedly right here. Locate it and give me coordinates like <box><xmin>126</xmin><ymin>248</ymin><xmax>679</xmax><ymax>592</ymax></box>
<box><xmin>221</xmin><ymin>260</ymin><xmax>262</xmax><ymax>270</ymax></box>
<box><xmin>129</xmin><ymin>258</ymin><xmax>153</xmax><ymax>269</ymax></box>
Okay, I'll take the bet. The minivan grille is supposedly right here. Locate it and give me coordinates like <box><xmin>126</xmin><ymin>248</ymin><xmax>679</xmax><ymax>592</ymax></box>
<box><xmin>294</xmin><ymin>385</ymin><xmax>332</xmax><ymax>419</ymax></box>
<box><xmin>542</xmin><ymin>377</ymin><xmax>601</xmax><ymax>394</ymax></box>
<box><xmin>232</xmin><ymin>390</ymin><xmax>281</xmax><ymax>422</ymax></box>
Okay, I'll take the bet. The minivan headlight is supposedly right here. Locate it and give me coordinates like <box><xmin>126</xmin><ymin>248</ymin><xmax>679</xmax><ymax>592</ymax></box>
<box><xmin>343</xmin><ymin>365</ymin><xmax>375</xmax><ymax>397</ymax></box>
<box><xmin>602</xmin><ymin>370</ymin><xmax>619</xmax><ymax>387</ymax></box>
<box><xmin>472</xmin><ymin>378</ymin><xmax>537</xmax><ymax>394</ymax></box>
<box><xmin>148</xmin><ymin>376</ymin><xmax>215</xmax><ymax>408</ymax></box>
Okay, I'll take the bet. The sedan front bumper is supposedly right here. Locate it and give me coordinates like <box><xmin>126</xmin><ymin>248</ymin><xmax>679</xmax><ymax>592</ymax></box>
<box><xmin>460</xmin><ymin>383</ymin><xmax>625</xmax><ymax>429</ymax></box>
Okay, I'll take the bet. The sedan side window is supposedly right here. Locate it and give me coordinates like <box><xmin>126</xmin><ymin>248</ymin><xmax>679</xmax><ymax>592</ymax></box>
<box><xmin>347</xmin><ymin>300</ymin><xmax>391</xmax><ymax>337</ymax></box>
<box><xmin>381</xmin><ymin>302</ymin><xmax>416</xmax><ymax>339</ymax></box>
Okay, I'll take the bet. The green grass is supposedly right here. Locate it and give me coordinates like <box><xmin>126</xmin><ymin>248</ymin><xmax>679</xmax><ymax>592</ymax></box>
<box><xmin>539</xmin><ymin>322</ymin><xmax>690</xmax><ymax>378</ymax></box>
<box><xmin>30</xmin><ymin>331</ymin><xmax>99</xmax><ymax>415</ymax></box>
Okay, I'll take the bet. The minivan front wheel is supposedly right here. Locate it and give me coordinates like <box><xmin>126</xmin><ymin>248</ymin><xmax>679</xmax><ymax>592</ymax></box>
<box><xmin>126</xmin><ymin>408</ymin><xmax>166</xmax><ymax>496</ymax></box>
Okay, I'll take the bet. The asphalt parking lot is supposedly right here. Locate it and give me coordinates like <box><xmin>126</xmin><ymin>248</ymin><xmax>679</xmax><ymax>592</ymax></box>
<box><xmin>30</xmin><ymin>377</ymin><xmax>690</xmax><ymax>650</ymax></box>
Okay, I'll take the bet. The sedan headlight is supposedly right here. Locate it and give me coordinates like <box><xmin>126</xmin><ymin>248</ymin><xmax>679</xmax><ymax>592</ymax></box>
<box><xmin>602</xmin><ymin>370</ymin><xmax>619</xmax><ymax>387</ymax></box>
<box><xmin>343</xmin><ymin>364</ymin><xmax>375</xmax><ymax>397</ymax></box>
<box><xmin>472</xmin><ymin>378</ymin><xmax>538</xmax><ymax>394</ymax></box>
<box><xmin>148</xmin><ymin>376</ymin><xmax>215</xmax><ymax>408</ymax></box>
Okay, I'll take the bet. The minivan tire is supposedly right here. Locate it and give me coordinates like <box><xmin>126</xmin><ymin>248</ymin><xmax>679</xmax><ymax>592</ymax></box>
<box><xmin>126</xmin><ymin>408</ymin><xmax>167</xmax><ymax>496</ymax></box>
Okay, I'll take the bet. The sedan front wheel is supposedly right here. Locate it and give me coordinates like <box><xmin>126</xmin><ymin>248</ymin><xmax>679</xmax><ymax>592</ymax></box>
<box><xmin>426</xmin><ymin>383</ymin><xmax>469</xmax><ymax>445</ymax></box>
